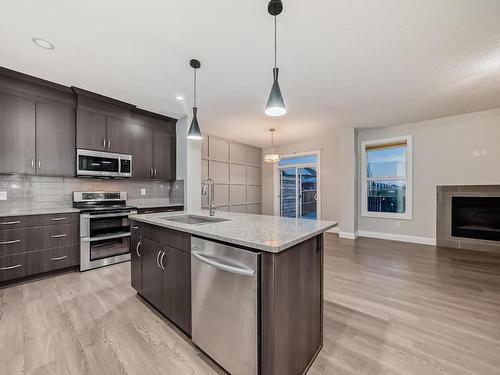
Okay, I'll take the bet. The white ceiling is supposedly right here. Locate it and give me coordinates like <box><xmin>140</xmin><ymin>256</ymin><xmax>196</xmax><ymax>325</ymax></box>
<box><xmin>2</xmin><ymin>0</ymin><xmax>500</xmax><ymax>147</ymax></box>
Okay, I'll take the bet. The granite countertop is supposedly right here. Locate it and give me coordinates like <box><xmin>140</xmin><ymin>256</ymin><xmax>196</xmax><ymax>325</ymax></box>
<box><xmin>130</xmin><ymin>210</ymin><xmax>337</xmax><ymax>253</ymax></box>
<box><xmin>0</xmin><ymin>207</ymin><xmax>80</xmax><ymax>218</ymax></box>
<box><xmin>128</xmin><ymin>199</ymin><xmax>184</xmax><ymax>209</ymax></box>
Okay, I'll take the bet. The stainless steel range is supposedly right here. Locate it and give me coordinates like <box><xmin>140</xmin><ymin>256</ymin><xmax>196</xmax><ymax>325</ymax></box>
<box><xmin>73</xmin><ymin>192</ymin><xmax>137</xmax><ymax>271</ymax></box>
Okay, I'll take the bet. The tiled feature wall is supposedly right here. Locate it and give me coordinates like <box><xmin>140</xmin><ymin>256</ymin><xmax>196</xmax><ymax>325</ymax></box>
<box><xmin>0</xmin><ymin>175</ymin><xmax>184</xmax><ymax>211</ymax></box>
<box><xmin>201</xmin><ymin>135</ymin><xmax>262</xmax><ymax>214</ymax></box>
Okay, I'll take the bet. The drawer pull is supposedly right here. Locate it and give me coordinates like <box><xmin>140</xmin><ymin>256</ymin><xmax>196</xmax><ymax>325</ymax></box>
<box><xmin>51</xmin><ymin>217</ymin><xmax>67</xmax><ymax>221</ymax></box>
<box><xmin>0</xmin><ymin>221</ymin><xmax>21</xmax><ymax>225</ymax></box>
<box><xmin>0</xmin><ymin>264</ymin><xmax>21</xmax><ymax>271</ymax></box>
<box><xmin>51</xmin><ymin>234</ymin><xmax>67</xmax><ymax>238</ymax></box>
<box><xmin>144</xmin><ymin>210</ymin><xmax>155</xmax><ymax>214</ymax></box>
<box><xmin>0</xmin><ymin>239</ymin><xmax>21</xmax><ymax>245</ymax></box>
<box><xmin>132</xmin><ymin>226</ymin><xmax>139</xmax><ymax>229</ymax></box>
<box><xmin>51</xmin><ymin>255</ymin><xmax>68</xmax><ymax>261</ymax></box>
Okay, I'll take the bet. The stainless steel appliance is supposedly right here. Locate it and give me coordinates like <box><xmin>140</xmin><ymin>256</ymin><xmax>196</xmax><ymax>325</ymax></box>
<box><xmin>76</xmin><ymin>149</ymin><xmax>132</xmax><ymax>178</ymax></box>
<box><xmin>74</xmin><ymin>192</ymin><xmax>137</xmax><ymax>271</ymax></box>
<box><xmin>191</xmin><ymin>237</ymin><xmax>259</xmax><ymax>375</ymax></box>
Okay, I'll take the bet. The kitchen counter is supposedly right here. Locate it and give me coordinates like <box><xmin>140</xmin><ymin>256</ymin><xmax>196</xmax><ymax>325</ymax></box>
<box><xmin>128</xmin><ymin>199</ymin><xmax>184</xmax><ymax>209</ymax></box>
<box><xmin>129</xmin><ymin>210</ymin><xmax>336</xmax><ymax>253</ymax></box>
<box><xmin>0</xmin><ymin>207</ymin><xmax>80</xmax><ymax>218</ymax></box>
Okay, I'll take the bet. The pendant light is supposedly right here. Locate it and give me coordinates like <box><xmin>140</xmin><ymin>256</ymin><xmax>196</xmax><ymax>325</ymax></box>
<box><xmin>264</xmin><ymin>128</ymin><xmax>281</xmax><ymax>163</ymax></box>
<box><xmin>265</xmin><ymin>0</ymin><xmax>286</xmax><ymax>117</ymax></box>
<box><xmin>187</xmin><ymin>59</ymin><xmax>203</xmax><ymax>140</ymax></box>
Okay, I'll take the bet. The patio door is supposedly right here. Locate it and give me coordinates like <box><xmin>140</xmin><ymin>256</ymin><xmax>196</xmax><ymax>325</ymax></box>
<box><xmin>278</xmin><ymin>161</ymin><xmax>319</xmax><ymax>220</ymax></box>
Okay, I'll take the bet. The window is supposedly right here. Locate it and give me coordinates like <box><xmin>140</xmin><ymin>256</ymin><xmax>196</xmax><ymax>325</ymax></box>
<box><xmin>361</xmin><ymin>136</ymin><xmax>412</xmax><ymax>219</ymax></box>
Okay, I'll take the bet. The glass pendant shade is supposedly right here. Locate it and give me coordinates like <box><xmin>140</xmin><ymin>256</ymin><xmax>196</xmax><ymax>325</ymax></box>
<box><xmin>265</xmin><ymin>68</ymin><xmax>286</xmax><ymax>117</ymax></box>
<box><xmin>187</xmin><ymin>107</ymin><xmax>203</xmax><ymax>140</ymax></box>
<box><xmin>264</xmin><ymin>153</ymin><xmax>281</xmax><ymax>163</ymax></box>
<box><xmin>264</xmin><ymin>128</ymin><xmax>281</xmax><ymax>163</ymax></box>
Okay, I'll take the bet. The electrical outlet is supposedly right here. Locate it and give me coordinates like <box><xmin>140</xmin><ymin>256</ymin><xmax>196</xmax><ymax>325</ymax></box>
<box><xmin>0</xmin><ymin>191</ymin><xmax>7</xmax><ymax>201</ymax></box>
<box><xmin>141</xmin><ymin>188</ymin><xmax>146</xmax><ymax>196</ymax></box>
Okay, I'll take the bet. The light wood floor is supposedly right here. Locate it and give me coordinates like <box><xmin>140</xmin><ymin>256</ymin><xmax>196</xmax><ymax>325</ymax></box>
<box><xmin>1</xmin><ymin>234</ymin><xmax>500</xmax><ymax>375</ymax></box>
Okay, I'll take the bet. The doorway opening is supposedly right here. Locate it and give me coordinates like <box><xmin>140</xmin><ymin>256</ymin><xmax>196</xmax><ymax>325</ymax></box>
<box><xmin>274</xmin><ymin>152</ymin><xmax>321</xmax><ymax>220</ymax></box>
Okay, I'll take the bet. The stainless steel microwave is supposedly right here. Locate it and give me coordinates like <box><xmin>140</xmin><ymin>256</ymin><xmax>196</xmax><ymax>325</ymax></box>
<box><xmin>76</xmin><ymin>149</ymin><xmax>132</xmax><ymax>178</ymax></box>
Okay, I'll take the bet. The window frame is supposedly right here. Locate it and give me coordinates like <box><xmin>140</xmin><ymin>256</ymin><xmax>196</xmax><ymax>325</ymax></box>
<box><xmin>361</xmin><ymin>135</ymin><xmax>413</xmax><ymax>220</ymax></box>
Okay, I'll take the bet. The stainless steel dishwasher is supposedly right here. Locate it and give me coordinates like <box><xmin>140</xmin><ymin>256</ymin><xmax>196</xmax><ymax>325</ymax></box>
<box><xmin>191</xmin><ymin>237</ymin><xmax>259</xmax><ymax>375</ymax></box>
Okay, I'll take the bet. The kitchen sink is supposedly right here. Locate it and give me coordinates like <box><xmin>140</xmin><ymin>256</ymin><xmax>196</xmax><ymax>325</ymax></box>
<box><xmin>159</xmin><ymin>215</ymin><xmax>230</xmax><ymax>225</ymax></box>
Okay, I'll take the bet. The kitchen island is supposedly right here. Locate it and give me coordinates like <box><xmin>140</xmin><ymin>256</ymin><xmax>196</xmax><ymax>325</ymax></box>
<box><xmin>129</xmin><ymin>210</ymin><xmax>336</xmax><ymax>375</ymax></box>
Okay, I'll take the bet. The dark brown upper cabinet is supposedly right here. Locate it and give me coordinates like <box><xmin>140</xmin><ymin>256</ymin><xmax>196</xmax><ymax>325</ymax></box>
<box><xmin>76</xmin><ymin>110</ymin><xmax>133</xmax><ymax>154</ymax></box>
<box><xmin>0</xmin><ymin>69</ymin><xmax>76</xmax><ymax>177</ymax></box>
<box><xmin>106</xmin><ymin>116</ymin><xmax>132</xmax><ymax>154</ymax></box>
<box><xmin>130</xmin><ymin>123</ymin><xmax>154</xmax><ymax>178</ymax></box>
<box><xmin>36</xmin><ymin>101</ymin><xmax>76</xmax><ymax>176</ymax></box>
<box><xmin>0</xmin><ymin>91</ymin><xmax>36</xmax><ymax>174</ymax></box>
<box><xmin>153</xmin><ymin>129</ymin><xmax>176</xmax><ymax>180</ymax></box>
<box><xmin>76</xmin><ymin>109</ymin><xmax>107</xmax><ymax>151</ymax></box>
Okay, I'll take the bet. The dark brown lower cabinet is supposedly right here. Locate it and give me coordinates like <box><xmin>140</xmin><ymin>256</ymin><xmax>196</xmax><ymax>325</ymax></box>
<box><xmin>130</xmin><ymin>221</ymin><xmax>192</xmax><ymax>335</ymax></box>
<box><xmin>140</xmin><ymin>237</ymin><xmax>164</xmax><ymax>309</ymax></box>
<box><xmin>0</xmin><ymin>213</ymin><xmax>80</xmax><ymax>284</ymax></box>
<box><xmin>162</xmin><ymin>245</ymin><xmax>191</xmax><ymax>334</ymax></box>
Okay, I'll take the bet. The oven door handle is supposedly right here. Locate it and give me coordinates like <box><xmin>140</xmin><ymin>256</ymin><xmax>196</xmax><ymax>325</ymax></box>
<box><xmin>84</xmin><ymin>232</ymin><xmax>131</xmax><ymax>242</ymax></box>
<box><xmin>81</xmin><ymin>211</ymin><xmax>137</xmax><ymax>219</ymax></box>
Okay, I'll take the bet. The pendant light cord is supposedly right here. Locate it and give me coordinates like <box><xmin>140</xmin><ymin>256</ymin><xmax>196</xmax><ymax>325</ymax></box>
<box><xmin>193</xmin><ymin>68</ymin><xmax>197</xmax><ymax>107</ymax></box>
<box><xmin>274</xmin><ymin>16</ymin><xmax>277</xmax><ymax>68</ymax></box>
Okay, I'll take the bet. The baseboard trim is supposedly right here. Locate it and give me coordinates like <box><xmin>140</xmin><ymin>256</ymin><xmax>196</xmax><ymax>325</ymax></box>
<box><xmin>339</xmin><ymin>231</ymin><xmax>358</xmax><ymax>239</ymax></box>
<box><xmin>357</xmin><ymin>230</ymin><xmax>436</xmax><ymax>246</ymax></box>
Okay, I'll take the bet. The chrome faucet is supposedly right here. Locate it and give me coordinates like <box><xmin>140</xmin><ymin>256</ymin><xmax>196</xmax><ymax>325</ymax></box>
<box><xmin>201</xmin><ymin>177</ymin><xmax>217</xmax><ymax>216</ymax></box>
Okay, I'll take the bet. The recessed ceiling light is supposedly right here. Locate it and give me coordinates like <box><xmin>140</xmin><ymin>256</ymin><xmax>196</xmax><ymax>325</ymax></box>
<box><xmin>32</xmin><ymin>37</ymin><xmax>55</xmax><ymax>50</ymax></box>
<box><xmin>175</xmin><ymin>96</ymin><xmax>185</xmax><ymax>101</ymax></box>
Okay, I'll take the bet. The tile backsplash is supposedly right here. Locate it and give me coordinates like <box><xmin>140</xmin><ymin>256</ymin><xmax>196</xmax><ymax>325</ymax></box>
<box><xmin>0</xmin><ymin>175</ymin><xmax>184</xmax><ymax>211</ymax></box>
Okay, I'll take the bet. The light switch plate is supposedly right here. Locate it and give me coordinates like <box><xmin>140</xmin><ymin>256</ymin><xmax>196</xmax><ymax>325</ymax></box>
<box><xmin>0</xmin><ymin>191</ymin><xmax>7</xmax><ymax>200</ymax></box>
<box><xmin>141</xmin><ymin>188</ymin><xmax>146</xmax><ymax>196</ymax></box>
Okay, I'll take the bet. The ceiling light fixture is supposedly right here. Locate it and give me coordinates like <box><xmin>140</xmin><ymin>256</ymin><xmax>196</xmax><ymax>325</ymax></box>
<box><xmin>175</xmin><ymin>96</ymin><xmax>184</xmax><ymax>101</ymax></box>
<box><xmin>265</xmin><ymin>0</ymin><xmax>286</xmax><ymax>117</ymax></box>
<box><xmin>264</xmin><ymin>128</ymin><xmax>281</xmax><ymax>163</ymax></box>
<box><xmin>32</xmin><ymin>37</ymin><xmax>55</xmax><ymax>50</ymax></box>
<box><xmin>187</xmin><ymin>59</ymin><xmax>203</xmax><ymax>140</ymax></box>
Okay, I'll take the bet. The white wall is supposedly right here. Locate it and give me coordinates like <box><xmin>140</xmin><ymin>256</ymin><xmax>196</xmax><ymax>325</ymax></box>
<box><xmin>357</xmin><ymin>108</ymin><xmax>500</xmax><ymax>241</ymax></box>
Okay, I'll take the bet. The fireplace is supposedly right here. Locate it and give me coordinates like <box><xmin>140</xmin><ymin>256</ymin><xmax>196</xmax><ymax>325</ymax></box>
<box><xmin>452</xmin><ymin>197</ymin><xmax>500</xmax><ymax>241</ymax></box>
<box><xmin>437</xmin><ymin>185</ymin><xmax>500</xmax><ymax>253</ymax></box>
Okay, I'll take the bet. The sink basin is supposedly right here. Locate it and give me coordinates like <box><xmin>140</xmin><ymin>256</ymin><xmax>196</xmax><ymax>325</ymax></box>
<box><xmin>159</xmin><ymin>215</ymin><xmax>230</xmax><ymax>225</ymax></box>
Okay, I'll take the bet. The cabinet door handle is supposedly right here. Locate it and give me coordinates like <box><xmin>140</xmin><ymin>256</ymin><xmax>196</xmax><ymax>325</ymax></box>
<box><xmin>150</xmin><ymin>168</ymin><xmax>153</xmax><ymax>176</ymax></box>
<box><xmin>51</xmin><ymin>255</ymin><xmax>68</xmax><ymax>261</ymax></box>
<box><xmin>38</xmin><ymin>159</ymin><xmax>41</xmax><ymax>170</ymax></box>
<box><xmin>31</xmin><ymin>159</ymin><xmax>35</xmax><ymax>169</ymax></box>
<box><xmin>107</xmin><ymin>140</ymin><xmax>111</xmax><ymax>149</ymax></box>
<box><xmin>136</xmin><ymin>241</ymin><xmax>142</xmax><ymax>257</ymax></box>
<box><xmin>103</xmin><ymin>139</ymin><xmax>106</xmax><ymax>148</ymax></box>
<box><xmin>0</xmin><ymin>239</ymin><xmax>21</xmax><ymax>245</ymax></box>
<box><xmin>0</xmin><ymin>264</ymin><xmax>21</xmax><ymax>271</ymax></box>
<box><xmin>160</xmin><ymin>251</ymin><xmax>166</xmax><ymax>270</ymax></box>
<box><xmin>154</xmin><ymin>168</ymin><xmax>157</xmax><ymax>176</ymax></box>
<box><xmin>0</xmin><ymin>221</ymin><xmax>21</xmax><ymax>225</ymax></box>
<box><xmin>51</xmin><ymin>217</ymin><xmax>67</xmax><ymax>221</ymax></box>
<box><xmin>156</xmin><ymin>250</ymin><xmax>162</xmax><ymax>269</ymax></box>
<box><xmin>51</xmin><ymin>233</ymin><xmax>67</xmax><ymax>238</ymax></box>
